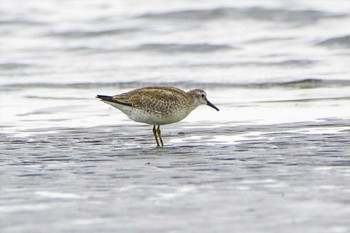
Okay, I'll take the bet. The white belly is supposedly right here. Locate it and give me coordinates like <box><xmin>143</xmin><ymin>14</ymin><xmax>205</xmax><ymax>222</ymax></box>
<box><xmin>129</xmin><ymin>108</ymin><xmax>189</xmax><ymax>125</ymax></box>
<box><xmin>107</xmin><ymin>101</ymin><xmax>191</xmax><ymax>125</ymax></box>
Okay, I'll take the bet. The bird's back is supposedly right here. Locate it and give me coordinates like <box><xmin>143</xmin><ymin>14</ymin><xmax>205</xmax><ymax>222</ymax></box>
<box><xmin>113</xmin><ymin>86</ymin><xmax>192</xmax><ymax>115</ymax></box>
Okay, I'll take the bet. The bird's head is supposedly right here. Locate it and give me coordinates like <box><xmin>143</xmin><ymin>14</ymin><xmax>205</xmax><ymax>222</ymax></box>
<box><xmin>189</xmin><ymin>89</ymin><xmax>219</xmax><ymax>111</ymax></box>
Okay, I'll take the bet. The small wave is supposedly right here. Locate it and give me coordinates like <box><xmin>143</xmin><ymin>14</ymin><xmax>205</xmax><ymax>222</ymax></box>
<box><xmin>184</xmin><ymin>60</ymin><xmax>316</xmax><ymax>68</ymax></box>
<box><xmin>140</xmin><ymin>7</ymin><xmax>235</xmax><ymax>20</ymax></box>
<box><xmin>46</xmin><ymin>27</ymin><xmax>139</xmax><ymax>38</ymax></box>
<box><xmin>266</xmin><ymin>60</ymin><xmax>316</xmax><ymax>66</ymax></box>
<box><xmin>139</xmin><ymin>7</ymin><xmax>344</xmax><ymax>24</ymax></box>
<box><xmin>0</xmin><ymin>62</ymin><xmax>34</xmax><ymax>70</ymax></box>
<box><xmin>134</xmin><ymin>43</ymin><xmax>233</xmax><ymax>53</ymax></box>
<box><xmin>0</xmin><ymin>18</ymin><xmax>46</xmax><ymax>26</ymax></box>
<box><xmin>245</xmin><ymin>37</ymin><xmax>296</xmax><ymax>43</ymax></box>
<box><xmin>252</xmin><ymin>79</ymin><xmax>350</xmax><ymax>89</ymax></box>
<box><xmin>316</xmin><ymin>35</ymin><xmax>350</xmax><ymax>49</ymax></box>
<box><xmin>242</xmin><ymin>7</ymin><xmax>342</xmax><ymax>24</ymax></box>
<box><xmin>3</xmin><ymin>79</ymin><xmax>350</xmax><ymax>90</ymax></box>
<box><xmin>257</xmin><ymin>96</ymin><xmax>350</xmax><ymax>103</ymax></box>
<box><xmin>24</xmin><ymin>95</ymin><xmax>87</xmax><ymax>100</ymax></box>
<box><xmin>268</xmin><ymin>60</ymin><xmax>317</xmax><ymax>66</ymax></box>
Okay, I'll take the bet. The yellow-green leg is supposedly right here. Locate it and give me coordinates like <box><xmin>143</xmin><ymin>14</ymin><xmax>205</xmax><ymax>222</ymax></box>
<box><xmin>157</xmin><ymin>125</ymin><xmax>164</xmax><ymax>147</ymax></box>
<box><xmin>152</xmin><ymin>125</ymin><xmax>160</xmax><ymax>147</ymax></box>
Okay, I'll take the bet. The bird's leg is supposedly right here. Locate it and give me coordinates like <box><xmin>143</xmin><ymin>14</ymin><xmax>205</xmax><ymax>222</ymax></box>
<box><xmin>153</xmin><ymin>125</ymin><xmax>160</xmax><ymax>147</ymax></box>
<box><xmin>157</xmin><ymin>125</ymin><xmax>164</xmax><ymax>147</ymax></box>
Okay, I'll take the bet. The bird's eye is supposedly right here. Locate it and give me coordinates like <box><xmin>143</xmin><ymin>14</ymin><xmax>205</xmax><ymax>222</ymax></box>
<box><xmin>201</xmin><ymin>94</ymin><xmax>205</xmax><ymax>98</ymax></box>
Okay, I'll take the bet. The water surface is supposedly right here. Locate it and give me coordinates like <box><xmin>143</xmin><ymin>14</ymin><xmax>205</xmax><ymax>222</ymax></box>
<box><xmin>1</xmin><ymin>0</ymin><xmax>350</xmax><ymax>232</ymax></box>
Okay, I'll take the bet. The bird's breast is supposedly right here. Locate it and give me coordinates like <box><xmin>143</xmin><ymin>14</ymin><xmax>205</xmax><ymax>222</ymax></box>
<box><xmin>129</xmin><ymin>108</ymin><xmax>191</xmax><ymax>125</ymax></box>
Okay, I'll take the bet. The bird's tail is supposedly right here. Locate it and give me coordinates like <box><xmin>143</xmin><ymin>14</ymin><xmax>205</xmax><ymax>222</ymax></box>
<box><xmin>96</xmin><ymin>95</ymin><xmax>113</xmax><ymax>101</ymax></box>
<box><xmin>96</xmin><ymin>95</ymin><xmax>132</xmax><ymax>107</ymax></box>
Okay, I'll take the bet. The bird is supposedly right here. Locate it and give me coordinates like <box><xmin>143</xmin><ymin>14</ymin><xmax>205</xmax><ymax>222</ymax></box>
<box><xmin>96</xmin><ymin>86</ymin><xmax>219</xmax><ymax>147</ymax></box>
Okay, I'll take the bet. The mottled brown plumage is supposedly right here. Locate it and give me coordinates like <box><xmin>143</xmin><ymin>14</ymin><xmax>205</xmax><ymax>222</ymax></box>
<box><xmin>97</xmin><ymin>86</ymin><xmax>219</xmax><ymax>147</ymax></box>
<box><xmin>115</xmin><ymin>86</ymin><xmax>190</xmax><ymax>115</ymax></box>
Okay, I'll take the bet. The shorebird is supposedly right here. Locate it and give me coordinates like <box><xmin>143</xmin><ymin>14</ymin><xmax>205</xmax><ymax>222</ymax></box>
<box><xmin>96</xmin><ymin>86</ymin><xmax>219</xmax><ymax>147</ymax></box>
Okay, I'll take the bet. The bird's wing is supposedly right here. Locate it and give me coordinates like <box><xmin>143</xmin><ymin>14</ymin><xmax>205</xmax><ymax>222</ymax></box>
<box><xmin>113</xmin><ymin>88</ymin><xmax>183</xmax><ymax>114</ymax></box>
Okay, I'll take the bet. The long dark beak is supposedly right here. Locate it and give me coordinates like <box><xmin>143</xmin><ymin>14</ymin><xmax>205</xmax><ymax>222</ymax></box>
<box><xmin>206</xmin><ymin>100</ymin><xmax>219</xmax><ymax>111</ymax></box>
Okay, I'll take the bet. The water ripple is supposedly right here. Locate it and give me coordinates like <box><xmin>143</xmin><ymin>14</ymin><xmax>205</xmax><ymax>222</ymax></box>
<box><xmin>316</xmin><ymin>35</ymin><xmax>350</xmax><ymax>49</ymax></box>
<box><xmin>2</xmin><ymin>79</ymin><xmax>350</xmax><ymax>90</ymax></box>
<box><xmin>134</xmin><ymin>43</ymin><xmax>234</xmax><ymax>53</ymax></box>
<box><xmin>140</xmin><ymin>7</ymin><xmax>345</xmax><ymax>24</ymax></box>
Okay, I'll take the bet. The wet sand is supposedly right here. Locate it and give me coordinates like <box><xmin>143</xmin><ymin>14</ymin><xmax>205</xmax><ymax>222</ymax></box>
<box><xmin>1</xmin><ymin>119</ymin><xmax>349</xmax><ymax>233</ymax></box>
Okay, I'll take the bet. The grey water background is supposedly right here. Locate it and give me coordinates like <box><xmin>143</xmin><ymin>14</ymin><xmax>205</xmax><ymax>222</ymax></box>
<box><xmin>1</xmin><ymin>0</ymin><xmax>350</xmax><ymax>232</ymax></box>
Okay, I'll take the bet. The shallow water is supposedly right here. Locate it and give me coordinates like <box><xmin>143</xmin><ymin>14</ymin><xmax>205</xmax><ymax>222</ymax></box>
<box><xmin>1</xmin><ymin>120</ymin><xmax>350</xmax><ymax>233</ymax></box>
<box><xmin>1</xmin><ymin>0</ymin><xmax>350</xmax><ymax>232</ymax></box>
